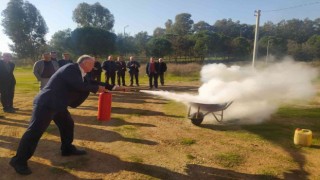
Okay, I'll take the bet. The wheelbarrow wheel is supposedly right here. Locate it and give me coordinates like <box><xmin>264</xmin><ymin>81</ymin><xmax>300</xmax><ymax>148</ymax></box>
<box><xmin>190</xmin><ymin>112</ymin><xmax>204</xmax><ymax>126</ymax></box>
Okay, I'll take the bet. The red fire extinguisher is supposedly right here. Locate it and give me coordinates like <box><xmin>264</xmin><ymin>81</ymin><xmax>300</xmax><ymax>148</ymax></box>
<box><xmin>97</xmin><ymin>92</ymin><xmax>112</xmax><ymax>121</ymax></box>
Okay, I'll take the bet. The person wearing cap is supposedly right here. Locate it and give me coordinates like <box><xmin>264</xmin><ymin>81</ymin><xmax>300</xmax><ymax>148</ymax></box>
<box><xmin>33</xmin><ymin>52</ymin><xmax>60</xmax><ymax>90</ymax></box>
<box><xmin>9</xmin><ymin>55</ymin><xmax>126</xmax><ymax>175</ymax></box>
<box><xmin>0</xmin><ymin>52</ymin><xmax>17</xmax><ymax>113</ymax></box>
<box><xmin>58</xmin><ymin>53</ymin><xmax>73</xmax><ymax>67</ymax></box>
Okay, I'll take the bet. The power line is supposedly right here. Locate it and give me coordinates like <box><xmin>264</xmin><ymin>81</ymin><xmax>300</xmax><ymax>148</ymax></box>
<box><xmin>262</xmin><ymin>1</ymin><xmax>320</xmax><ymax>13</ymax></box>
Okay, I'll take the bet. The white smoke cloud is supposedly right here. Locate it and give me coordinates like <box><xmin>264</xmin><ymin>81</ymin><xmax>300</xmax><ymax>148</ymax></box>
<box><xmin>141</xmin><ymin>57</ymin><xmax>318</xmax><ymax>124</ymax></box>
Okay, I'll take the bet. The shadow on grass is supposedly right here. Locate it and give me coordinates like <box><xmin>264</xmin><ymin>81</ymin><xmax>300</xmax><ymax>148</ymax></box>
<box><xmin>198</xmin><ymin>106</ymin><xmax>320</xmax><ymax>180</ymax></box>
<box><xmin>1</xmin><ymin>135</ymin><xmax>283</xmax><ymax>179</ymax></box>
<box><xmin>0</xmin><ymin>118</ymin><xmax>29</xmax><ymax>128</ymax></box>
<box><xmin>112</xmin><ymin>106</ymin><xmax>184</xmax><ymax>118</ymax></box>
<box><xmin>106</xmin><ymin>118</ymin><xmax>156</xmax><ymax>127</ymax></box>
<box><xmin>45</xmin><ymin>115</ymin><xmax>158</xmax><ymax>146</ymax></box>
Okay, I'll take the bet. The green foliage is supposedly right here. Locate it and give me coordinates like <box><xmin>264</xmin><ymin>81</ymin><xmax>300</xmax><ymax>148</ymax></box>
<box><xmin>72</xmin><ymin>2</ymin><xmax>114</xmax><ymax>30</ymax></box>
<box><xmin>134</xmin><ymin>32</ymin><xmax>150</xmax><ymax>56</ymax></box>
<box><xmin>49</xmin><ymin>29</ymin><xmax>73</xmax><ymax>54</ymax></box>
<box><xmin>71</xmin><ymin>27</ymin><xmax>116</xmax><ymax>56</ymax></box>
<box><xmin>147</xmin><ymin>37</ymin><xmax>172</xmax><ymax>57</ymax></box>
<box><xmin>215</xmin><ymin>152</ymin><xmax>245</xmax><ymax>168</ymax></box>
<box><xmin>180</xmin><ymin>138</ymin><xmax>196</xmax><ymax>145</ymax></box>
<box><xmin>231</xmin><ymin>37</ymin><xmax>251</xmax><ymax>57</ymax></box>
<box><xmin>186</xmin><ymin>154</ymin><xmax>196</xmax><ymax>160</ymax></box>
<box><xmin>193</xmin><ymin>21</ymin><xmax>212</xmax><ymax>33</ymax></box>
<box><xmin>306</xmin><ymin>35</ymin><xmax>320</xmax><ymax>59</ymax></box>
<box><xmin>172</xmin><ymin>13</ymin><xmax>194</xmax><ymax>36</ymax></box>
<box><xmin>2</xmin><ymin>0</ymin><xmax>48</xmax><ymax>60</ymax></box>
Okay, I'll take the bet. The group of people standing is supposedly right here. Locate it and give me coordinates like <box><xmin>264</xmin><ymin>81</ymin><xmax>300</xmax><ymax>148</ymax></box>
<box><xmin>93</xmin><ymin>55</ymin><xmax>167</xmax><ymax>89</ymax></box>
<box><xmin>9</xmin><ymin>54</ymin><xmax>126</xmax><ymax>175</ymax></box>
<box><xmin>1</xmin><ymin>52</ymin><xmax>169</xmax><ymax>175</ymax></box>
<box><xmin>146</xmin><ymin>57</ymin><xmax>167</xmax><ymax>89</ymax></box>
<box><xmin>33</xmin><ymin>51</ymin><xmax>73</xmax><ymax>90</ymax></box>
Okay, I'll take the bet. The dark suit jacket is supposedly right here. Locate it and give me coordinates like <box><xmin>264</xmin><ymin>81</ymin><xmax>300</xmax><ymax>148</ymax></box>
<box><xmin>146</xmin><ymin>62</ymin><xmax>159</xmax><ymax>75</ymax></box>
<box><xmin>0</xmin><ymin>60</ymin><xmax>16</xmax><ymax>89</ymax></box>
<box><xmin>34</xmin><ymin>63</ymin><xmax>113</xmax><ymax>111</ymax></box>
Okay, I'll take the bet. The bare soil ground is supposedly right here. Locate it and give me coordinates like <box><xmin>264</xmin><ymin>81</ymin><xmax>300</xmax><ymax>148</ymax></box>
<box><xmin>1</xmin><ymin>82</ymin><xmax>320</xmax><ymax>179</ymax></box>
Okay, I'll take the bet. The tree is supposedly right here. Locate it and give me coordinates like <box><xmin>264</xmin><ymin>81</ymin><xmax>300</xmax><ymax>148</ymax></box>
<box><xmin>153</xmin><ymin>27</ymin><xmax>166</xmax><ymax>37</ymax></box>
<box><xmin>70</xmin><ymin>27</ymin><xmax>116</xmax><ymax>56</ymax></box>
<box><xmin>172</xmin><ymin>13</ymin><xmax>194</xmax><ymax>36</ymax></box>
<box><xmin>213</xmin><ymin>19</ymin><xmax>241</xmax><ymax>38</ymax></box>
<box><xmin>276</xmin><ymin>19</ymin><xmax>315</xmax><ymax>44</ymax></box>
<box><xmin>306</xmin><ymin>35</ymin><xmax>320</xmax><ymax>59</ymax></box>
<box><xmin>134</xmin><ymin>31</ymin><xmax>150</xmax><ymax>56</ymax></box>
<box><xmin>231</xmin><ymin>37</ymin><xmax>251</xmax><ymax>58</ymax></box>
<box><xmin>72</xmin><ymin>2</ymin><xmax>114</xmax><ymax>31</ymax></box>
<box><xmin>259</xmin><ymin>36</ymin><xmax>287</xmax><ymax>58</ymax></box>
<box><xmin>165</xmin><ymin>19</ymin><xmax>173</xmax><ymax>34</ymax></box>
<box><xmin>193</xmin><ymin>21</ymin><xmax>212</xmax><ymax>33</ymax></box>
<box><xmin>2</xmin><ymin>0</ymin><xmax>48</xmax><ymax>60</ymax></box>
<box><xmin>191</xmin><ymin>31</ymin><xmax>221</xmax><ymax>59</ymax></box>
<box><xmin>49</xmin><ymin>29</ymin><xmax>72</xmax><ymax>54</ymax></box>
<box><xmin>147</xmin><ymin>37</ymin><xmax>172</xmax><ymax>57</ymax></box>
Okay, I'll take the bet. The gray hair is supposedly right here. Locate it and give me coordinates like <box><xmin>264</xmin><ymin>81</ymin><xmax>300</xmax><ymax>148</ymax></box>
<box><xmin>77</xmin><ymin>55</ymin><xmax>93</xmax><ymax>64</ymax></box>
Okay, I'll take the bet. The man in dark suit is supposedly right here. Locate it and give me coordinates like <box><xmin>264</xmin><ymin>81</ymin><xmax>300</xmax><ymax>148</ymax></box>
<box><xmin>102</xmin><ymin>55</ymin><xmax>117</xmax><ymax>85</ymax></box>
<box><xmin>127</xmin><ymin>56</ymin><xmax>140</xmax><ymax>86</ymax></box>
<box><xmin>158</xmin><ymin>58</ymin><xmax>167</xmax><ymax>86</ymax></box>
<box><xmin>9</xmin><ymin>55</ymin><xmax>125</xmax><ymax>175</ymax></box>
<box><xmin>146</xmin><ymin>57</ymin><xmax>159</xmax><ymax>89</ymax></box>
<box><xmin>116</xmin><ymin>56</ymin><xmax>126</xmax><ymax>86</ymax></box>
<box><xmin>58</xmin><ymin>52</ymin><xmax>73</xmax><ymax>67</ymax></box>
<box><xmin>0</xmin><ymin>53</ymin><xmax>16</xmax><ymax>113</ymax></box>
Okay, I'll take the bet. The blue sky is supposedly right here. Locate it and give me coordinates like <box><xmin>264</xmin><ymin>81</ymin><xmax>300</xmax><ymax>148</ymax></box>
<box><xmin>1</xmin><ymin>0</ymin><xmax>320</xmax><ymax>53</ymax></box>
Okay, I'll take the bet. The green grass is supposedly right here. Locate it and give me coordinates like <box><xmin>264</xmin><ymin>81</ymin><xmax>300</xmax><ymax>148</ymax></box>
<box><xmin>215</xmin><ymin>152</ymin><xmax>245</xmax><ymax>168</ymax></box>
<box><xmin>127</xmin><ymin>155</ymin><xmax>144</xmax><ymax>163</ymax></box>
<box><xmin>186</xmin><ymin>154</ymin><xmax>196</xmax><ymax>160</ymax></box>
<box><xmin>163</xmin><ymin>101</ymin><xmax>187</xmax><ymax>118</ymax></box>
<box><xmin>15</xmin><ymin>67</ymin><xmax>39</xmax><ymax>93</ymax></box>
<box><xmin>180</xmin><ymin>138</ymin><xmax>196</xmax><ymax>145</ymax></box>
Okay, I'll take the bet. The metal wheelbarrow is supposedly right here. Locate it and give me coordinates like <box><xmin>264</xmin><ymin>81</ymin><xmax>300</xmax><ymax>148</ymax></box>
<box><xmin>187</xmin><ymin>101</ymin><xmax>233</xmax><ymax>126</ymax></box>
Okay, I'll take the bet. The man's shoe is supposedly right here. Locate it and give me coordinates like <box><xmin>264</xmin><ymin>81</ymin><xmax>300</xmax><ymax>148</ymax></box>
<box><xmin>62</xmin><ymin>148</ymin><xmax>87</xmax><ymax>156</ymax></box>
<box><xmin>9</xmin><ymin>158</ymin><xmax>32</xmax><ymax>175</ymax></box>
<box><xmin>4</xmin><ymin>109</ymin><xmax>15</xmax><ymax>113</ymax></box>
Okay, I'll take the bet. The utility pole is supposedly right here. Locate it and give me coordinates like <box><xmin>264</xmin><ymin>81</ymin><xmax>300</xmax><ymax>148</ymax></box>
<box><xmin>252</xmin><ymin>10</ymin><xmax>261</xmax><ymax>68</ymax></box>
<box><xmin>266</xmin><ymin>39</ymin><xmax>270</xmax><ymax>64</ymax></box>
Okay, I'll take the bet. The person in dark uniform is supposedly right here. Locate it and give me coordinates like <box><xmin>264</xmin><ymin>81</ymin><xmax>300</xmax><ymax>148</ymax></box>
<box><xmin>9</xmin><ymin>55</ymin><xmax>126</xmax><ymax>175</ymax></box>
<box><xmin>102</xmin><ymin>55</ymin><xmax>117</xmax><ymax>85</ymax></box>
<box><xmin>158</xmin><ymin>58</ymin><xmax>167</xmax><ymax>86</ymax></box>
<box><xmin>116</xmin><ymin>56</ymin><xmax>126</xmax><ymax>86</ymax></box>
<box><xmin>58</xmin><ymin>52</ymin><xmax>73</xmax><ymax>67</ymax></box>
<box><xmin>90</xmin><ymin>58</ymin><xmax>102</xmax><ymax>82</ymax></box>
<box><xmin>127</xmin><ymin>56</ymin><xmax>140</xmax><ymax>86</ymax></box>
<box><xmin>146</xmin><ymin>57</ymin><xmax>159</xmax><ymax>89</ymax></box>
<box><xmin>0</xmin><ymin>53</ymin><xmax>16</xmax><ymax>113</ymax></box>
